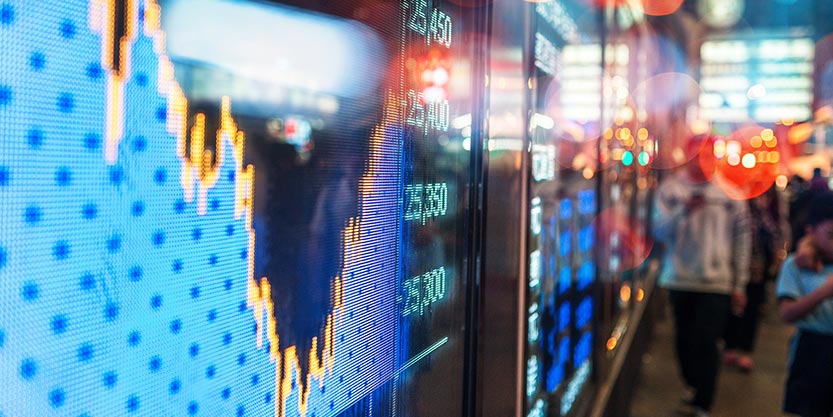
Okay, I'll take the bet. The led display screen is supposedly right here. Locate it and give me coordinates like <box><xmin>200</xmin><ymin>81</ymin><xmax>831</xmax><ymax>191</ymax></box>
<box><xmin>0</xmin><ymin>0</ymin><xmax>478</xmax><ymax>415</ymax></box>
<box><xmin>525</xmin><ymin>1</ymin><xmax>598</xmax><ymax>416</ymax></box>
<box><xmin>699</xmin><ymin>33</ymin><xmax>814</xmax><ymax>123</ymax></box>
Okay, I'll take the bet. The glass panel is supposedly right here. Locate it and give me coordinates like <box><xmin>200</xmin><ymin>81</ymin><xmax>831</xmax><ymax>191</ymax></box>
<box><xmin>0</xmin><ymin>0</ymin><xmax>483</xmax><ymax>415</ymax></box>
<box><xmin>525</xmin><ymin>1</ymin><xmax>600</xmax><ymax>416</ymax></box>
<box><xmin>595</xmin><ymin>3</ymin><xmax>659</xmax><ymax>367</ymax></box>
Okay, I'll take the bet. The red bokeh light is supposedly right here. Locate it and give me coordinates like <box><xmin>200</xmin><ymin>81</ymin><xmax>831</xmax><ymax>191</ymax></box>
<box><xmin>414</xmin><ymin>49</ymin><xmax>451</xmax><ymax>102</ymax></box>
<box><xmin>700</xmin><ymin>126</ymin><xmax>783</xmax><ymax>201</ymax></box>
<box><xmin>642</xmin><ymin>0</ymin><xmax>684</xmax><ymax>16</ymax></box>
<box><xmin>594</xmin><ymin>206</ymin><xmax>654</xmax><ymax>273</ymax></box>
<box><xmin>582</xmin><ymin>0</ymin><xmax>683</xmax><ymax>15</ymax></box>
<box><xmin>582</xmin><ymin>0</ymin><xmax>629</xmax><ymax>8</ymax></box>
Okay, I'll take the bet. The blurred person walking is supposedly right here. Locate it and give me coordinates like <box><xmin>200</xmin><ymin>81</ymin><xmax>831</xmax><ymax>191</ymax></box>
<box><xmin>654</xmin><ymin>137</ymin><xmax>751</xmax><ymax>417</ymax></box>
<box><xmin>723</xmin><ymin>187</ymin><xmax>785</xmax><ymax>372</ymax></box>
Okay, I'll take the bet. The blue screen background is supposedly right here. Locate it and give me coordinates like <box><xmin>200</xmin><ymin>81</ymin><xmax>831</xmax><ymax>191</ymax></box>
<box><xmin>0</xmin><ymin>1</ymin><xmax>402</xmax><ymax>415</ymax></box>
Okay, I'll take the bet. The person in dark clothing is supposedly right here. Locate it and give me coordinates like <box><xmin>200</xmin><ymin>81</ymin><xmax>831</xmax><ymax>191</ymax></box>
<box><xmin>654</xmin><ymin>137</ymin><xmax>751</xmax><ymax>417</ymax></box>
<box><xmin>777</xmin><ymin>192</ymin><xmax>833</xmax><ymax>417</ymax></box>
<box><xmin>810</xmin><ymin>167</ymin><xmax>830</xmax><ymax>192</ymax></box>
<box><xmin>724</xmin><ymin>187</ymin><xmax>785</xmax><ymax>372</ymax></box>
<box><xmin>790</xmin><ymin>169</ymin><xmax>830</xmax><ymax>252</ymax></box>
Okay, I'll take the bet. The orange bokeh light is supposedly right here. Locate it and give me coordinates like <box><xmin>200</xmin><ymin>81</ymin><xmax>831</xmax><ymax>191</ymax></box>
<box><xmin>642</xmin><ymin>0</ymin><xmax>684</xmax><ymax>16</ymax></box>
<box><xmin>787</xmin><ymin>122</ymin><xmax>814</xmax><ymax>144</ymax></box>
<box><xmin>701</xmin><ymin>127</ymin><xmax>783</xmax><ymax>201</ymax></box>
<box><xmin>620</xmin><ymin>284</ymin><xmax>632</xmax><ymax>302</ymax></box>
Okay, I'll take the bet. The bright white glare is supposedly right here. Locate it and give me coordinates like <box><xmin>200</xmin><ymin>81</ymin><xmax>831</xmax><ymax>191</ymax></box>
<box><xmin>433</xmin><ymin>68</ymin><xmax>450</xmax><ymax>86</ymax></box>
<box><xmin>317</xmin><ymin>96</ymin><xmax>339</xmax><ymax>113</ymax></box>
<box><xmin>462</xmin><ymin>137</ymin><xmax>471</xmax><ymax>152</ymax></box>
<box><xmin>747</xmin><ymin>84</ymin><xmax>767</xmax><ymax>100</ymax></box>
<box><xmin>759</xmin><ymin>77</ymin><xmax>812</xmax><ymax>89</ymax></box>
<box><xmin>615</xmin><ymin>44</ymin><xmax>630</xmax><ymax>65</ymax></box>
<box><xmin>701</xmin><ymin>41</ymin><xmax>749</xmax><ymax>63</ymax></box>
<box><xmin>452</xmin><ymin>114</ymin><xmax>472</xmax><ymax>129</ymax></box>
<box><xmin>619</xmin><ymin>106</ymin><xmax>634</xmax><ymax>122</ymax></box>
<box><xmin>563</xmin><ymin>44</ymin><xmax>601</xmax><ymax>64</ymax></box>
<box><xmin>756</xmin><ymin>106</ymin><xmax>812</xmax><ymax>122</ymax></box>
<box><xmin>461</xmin><ymin>126</ymin><xmax>472</xmax><ymax>139</ymax></box>
<box><xmin>760</xmin><ymin>62</ymin><xmax>813</xmax><ymax>75</ymax></box>
<box><xmin>423</xmin><ymin>86</ymin><xmax>446</xmax><ymax>103</ymax></box>
<box><xmin>560</xmin><ymin>93</ymin><xmax>599</xmax><ymax>105</ymax></box>
<box><xmin>759</xmin><ymin>38</ymin><xmax>814</xmax><ymax>59</ymax></box>
<box><xmin>564</xmin><ymin>108</ymin><xmax>600</xmax><ymax>121</ymax></box>
<box><xmin>728</xmin><ymin>153</ymin><xmax>741</xmax><ymax>166</ymax></box>
<box><xmin>701</xmin><ymin>76</ymin><xmax>749</xmax><ymax>92</ymax></box>
<box><xmin>162</xmin><ymin>0</ymin><xmax>382</xmax><ymax>98</ymax></box>
<box><xmin>563</xmin><ymin>67</ymin><xmax>602</xmax><ymax>78</ymax></box>
<box><xmin>531</xmin><ymin>113</ymin><xmax>554</xmax><ymax>130</ymax></box>
<box><xmin>764</xmin><ymin>91</ymin><xmax>813</xmax><ymax>104</ymax></box>
<box><xmin>698</xmin><ymin>0</ymin><xmax>744</xmax><ymax>28</ymax></box>
<box><xmin>727</xmin><ymin>94</ymin><xmax>750</xmax><ymax>108</ymax></box>
<box><xmin>727</xmin><ymin>140</ymin><xmax>742</xmax><ymax>156</ymax></box>
<box><xmin>562</xmin><ymin>79</ymin><xmax>602</xmax><ymax>92</ymax></box>
<box><xmin>701</xmin><ymin>108</ymin><xmax>748</xmax><ymax>122</ymax></box>
<box><xmin>489</xmin><ymin>139</ymin><xmax>524</xmax><ymax>151</ymax></box>
<box><xmin>741</xmin><ymin>153</ymin><xmax>756</xmax><ymax>168</ymax></box>
<box><xmin>701</xmin><ymin>34</ymin><xmax>814</xmax><ymax>124</ymax></box>
<box><xmin>699</xmin><ymin>93</ymin><xmax>724</xmax><ymax>108</ymax></box>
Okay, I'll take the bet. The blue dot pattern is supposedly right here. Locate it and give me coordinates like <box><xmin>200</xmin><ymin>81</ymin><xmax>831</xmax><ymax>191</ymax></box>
<box><xmin>0</xmin><ymin>1</ymin><xmax>399</xmax><ymax>416</ymax></box>
<box><xmin>29</xmin><ymin>52</ymin><xmax>45</xmax><ymax>70</ymax></box>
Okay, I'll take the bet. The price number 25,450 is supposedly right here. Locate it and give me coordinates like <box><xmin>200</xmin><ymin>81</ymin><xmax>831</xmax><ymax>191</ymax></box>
<box><xmin>406</xmin><ymin>0</ymin><xmax>453</xmax><ymax>48</ymax></box>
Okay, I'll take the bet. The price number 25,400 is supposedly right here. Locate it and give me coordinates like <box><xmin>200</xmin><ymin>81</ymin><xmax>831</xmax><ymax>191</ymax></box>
<box><xmin>405</xmin><ymin>89</ymin><xmax>450</xmax><ymax>133</ymax></box>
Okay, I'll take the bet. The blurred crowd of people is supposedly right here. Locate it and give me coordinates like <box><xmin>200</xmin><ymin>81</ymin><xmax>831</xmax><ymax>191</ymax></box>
<box><xmin>654</xmin><ymin>136</ymin><xmax>833</xmax><ymax>417</ymax></box>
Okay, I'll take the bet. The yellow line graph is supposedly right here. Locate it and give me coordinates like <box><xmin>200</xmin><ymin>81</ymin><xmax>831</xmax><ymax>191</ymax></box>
<box><xmin>247</xmin><ymin>94</ymin><xmax>397</xmax><ymax>416</ymax></box>
<box><xmin>89</xmin><ymin>1</ymin><xmax>395</xmax><ymax>415</ymax></box>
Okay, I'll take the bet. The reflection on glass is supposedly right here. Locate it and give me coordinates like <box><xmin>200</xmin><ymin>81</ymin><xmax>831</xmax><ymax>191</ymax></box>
<box><xmin>525</xmin><ymin>1</ymin><xmax>600</xmax><ymax>416</ymax></box>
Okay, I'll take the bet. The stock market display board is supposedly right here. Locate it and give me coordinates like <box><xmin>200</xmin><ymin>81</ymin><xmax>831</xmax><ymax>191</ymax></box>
<box><xmin>525</xmin><ymin>1</ymin><xmax>598</xmax><ymax>416</ymax></box>
<box><xmin>0</xmin><ymin>0</ymin><xmax>476</xmax><ymax>416</ymax></box>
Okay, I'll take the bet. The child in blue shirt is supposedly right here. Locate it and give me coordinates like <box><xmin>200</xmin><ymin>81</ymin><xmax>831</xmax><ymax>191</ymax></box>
<box><xmin>777</xmin><ymin>191</ymin><xmax>833</xmax><ymax>417</ymax></box>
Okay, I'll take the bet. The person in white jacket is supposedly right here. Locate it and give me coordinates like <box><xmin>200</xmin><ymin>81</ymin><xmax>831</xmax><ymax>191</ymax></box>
<box><xmin>654</xmin><ymin>136</ymin><xmax>751</xmax><ymax>417</ymax></box>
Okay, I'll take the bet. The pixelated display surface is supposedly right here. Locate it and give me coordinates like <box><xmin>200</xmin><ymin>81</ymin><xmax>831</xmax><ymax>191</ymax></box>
<box><xmin>0</xmin><ymin>0</ymin><xmax>426</xmax><ymax>416</ymax></box>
